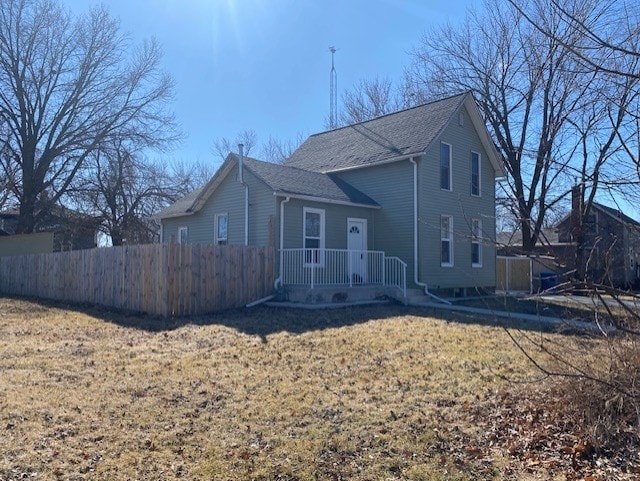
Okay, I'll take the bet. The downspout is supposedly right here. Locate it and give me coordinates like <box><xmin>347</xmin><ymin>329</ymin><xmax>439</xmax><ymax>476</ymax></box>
<box><xmin>274</xmin><ymin>196</ymin><xmax>291</xmax><ymax>289</ymax></box>
<box><xmin>409</xmin><ymin>158</ymin><xmax>451</xmax><ymax>304</ymax></box>
<box><xmin>238</xmin><ymin>144</ymin><xmax>249</xmax><ymax>246</ymax></box>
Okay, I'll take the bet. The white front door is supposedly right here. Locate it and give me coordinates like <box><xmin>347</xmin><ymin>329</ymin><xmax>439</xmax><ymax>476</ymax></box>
<box><xmin>347</xmin><ymin>218</ymin><xmax>367</xmax><ymax>284</ymax></box>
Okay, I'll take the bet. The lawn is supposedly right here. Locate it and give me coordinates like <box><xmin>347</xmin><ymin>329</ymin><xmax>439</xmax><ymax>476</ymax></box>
<box><xmin>0</xmin><ymin>297</ymin><xmax>636</xmax><ymax>480</ymax></box>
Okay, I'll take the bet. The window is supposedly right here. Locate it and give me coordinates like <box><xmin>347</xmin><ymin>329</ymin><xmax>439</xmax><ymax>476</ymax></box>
<box><xmin>215</xmin><ymin>213</ymin><xmax>228</xmax><ymax>245</ymax></box>
<box><xmin>440</xmin><ymin>142</ymin><xmax>452</xmax><ymax>191</ymax></box>
<box><xmin>441</xmin><ymin>215</ymin><xmax>453</xmax><ymax>267</ymax></box>
<box><xmin>178</xmin><ymin>226</ymin><xmax>188</xmax><ymax>245</ymax></box>
<box><xmin>303</xmin><ymin>207</ymin><xmax>325</xmax><ymax>265</ymax></box>
<box><xmin>471</xmin><ymin>152</ymin><xmax>481</xmax><ymax>197</ymax></box>
<box><xmin>471</xmin><ymin>218</ymin><xmax>482</xmax><ymax>267</ymax></box>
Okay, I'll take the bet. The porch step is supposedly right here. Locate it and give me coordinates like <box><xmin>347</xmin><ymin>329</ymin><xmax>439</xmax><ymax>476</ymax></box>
<box><xmin>393</xmin><ymin>288</ymin><xmax>454</xmax><ymax>306</ymax></box>
<box><xmin>382</xmin><ymin>288</ymin><xmax>423</xmax><ymax>306</ymax></box>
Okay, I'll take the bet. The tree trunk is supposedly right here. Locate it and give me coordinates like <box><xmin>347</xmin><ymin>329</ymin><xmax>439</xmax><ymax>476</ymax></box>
<box><xmin>110</xmin><ymin>227</ymin><xmax>124</xmax><ymax>246</ymax></box>
<box><xmin>520</xmin><ymin>218</ymin><xmax>535</xmax><ymax>252</ymax></box>
<box><xmin>16</xmin><ymin>188</ymin><xmax>37</xmax><ymax>234</ymax></box>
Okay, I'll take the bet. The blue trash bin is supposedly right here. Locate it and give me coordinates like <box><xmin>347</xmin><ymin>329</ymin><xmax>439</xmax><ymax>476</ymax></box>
<box><xmin>540</xmin><ymin>272</ymin><xmax>558</xmax><ymax>291</ymax></box>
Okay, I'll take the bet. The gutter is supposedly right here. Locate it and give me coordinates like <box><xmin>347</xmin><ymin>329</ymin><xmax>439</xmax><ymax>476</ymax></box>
<box><xmin>409</xmin><ymin>157</ymin><xmax>451</xmax><ymax>305</ymax></box>
<box><xmin>238</xmin><ymin>144</ymin><xmax>249</xmax><ymax>246</ymax></box>
<box><xmin>275</xmin><ymin>196</ymin><xmax>291</xmax><ymax>289</ymax></box>
<box><xmin>272</xmin><ymin>191</ymin><xmax>380</xmax><ymax>209</ymax></box>
<box><xmin>151</xmin><ymin>210</ymin><xmax>196</xmax><ymax>221</ymax></box>
<box><xmin>321</xmin><ymin>153</ymin><xmax>416</xmax><ymax>174</ymax></box>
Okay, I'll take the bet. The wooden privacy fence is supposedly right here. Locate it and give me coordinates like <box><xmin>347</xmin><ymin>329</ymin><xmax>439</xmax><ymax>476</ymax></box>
<box><xmin>0</xmin><ymin>243</ymin><xmax>275</xmax><ymax>317</ymax></box>
<box><xmin>496</xmin><ymin>256</ymin><xmax>532</xmax><ymax>293</ymax></box>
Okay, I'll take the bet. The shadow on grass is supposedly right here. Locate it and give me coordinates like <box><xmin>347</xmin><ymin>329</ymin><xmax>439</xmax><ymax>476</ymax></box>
<box><xmin>3</xmin><ymin>294</ymin><xmax>585</xmax><ymax>340</ymax></box>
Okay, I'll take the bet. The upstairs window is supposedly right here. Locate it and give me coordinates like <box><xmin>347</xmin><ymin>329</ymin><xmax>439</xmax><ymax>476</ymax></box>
<box><xmin>440</xmin><ymin>142</ymin><xmax>452</xmax><ymax>191</ymax></box>
<box><xmin>303</xmin><ymin>207</ymin><xmax>325</xmax><ymax>265</ymax></box>
<box><xmin>471</xmin><ymin>218</ymin><xmax>482</xmax><ymax>267</ymax></box>
<box><xmin>471</xmin><ymin>151</ymin><xmax>481</xmax><ymax>197</ymax></box>
<box><xmin>441</xmin><ymin>215</ymin><xmax>453</xmax><ymax>267</ymax></box>
<box><xmin>215</xmin><ymin>213</ymin><xmax>228</xmax><ymax>245</ymax></box>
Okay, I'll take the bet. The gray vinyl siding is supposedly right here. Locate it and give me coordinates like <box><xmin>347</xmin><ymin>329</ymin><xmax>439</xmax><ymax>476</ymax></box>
<box><xmin>335</xmin><ymin>161</ymin><xmax>416</xmax><ymax>284</ymax></box>
<box><xmin>280</xmin><ymin>198</ymin><xmax>375</xmax><ymax>250</ymax></box>
<box><xmin>161</xmin><ymin>165</ymin><xmax>276</xmax><ymax>246</ymax></box>
<box><xmin>418</xmin><ymin>106</ymin><xmax>497</xmax><ymax>290</ymax></box>
<box><xmin>247</xmin><ymin>171</ymin><xmax>277</xmax><ymax>246</ymax></box>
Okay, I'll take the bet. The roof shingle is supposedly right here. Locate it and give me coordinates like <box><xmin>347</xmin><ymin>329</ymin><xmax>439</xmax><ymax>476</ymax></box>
<box><xmin>242</xmin><ymin>157</ymin><xmax>378</xmax><ymax>206</ymax></box>
<box><xmin>285</xmin><ymin>93</ymin><xmax>468</xmax><ymax>172</ymax></box>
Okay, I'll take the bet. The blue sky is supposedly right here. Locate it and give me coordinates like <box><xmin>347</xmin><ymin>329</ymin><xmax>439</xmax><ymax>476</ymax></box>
<box><xmin>63</xmin><ymin>0</ymin><xmax>476</xmax><ymax>166</ymax></box>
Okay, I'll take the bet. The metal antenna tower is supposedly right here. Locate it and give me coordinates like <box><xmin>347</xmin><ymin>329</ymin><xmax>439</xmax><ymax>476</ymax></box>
<box><xmin>329</xmin><ymin>46</ymin><xmax>337</xmax><ymax>129</ymax></box>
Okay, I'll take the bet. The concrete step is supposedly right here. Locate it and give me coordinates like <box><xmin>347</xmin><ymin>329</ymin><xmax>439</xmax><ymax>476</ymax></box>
<box><xmin>283</xmin><ymin>285</ymin><xmax>387</xmax><ymax>304</ymax></box>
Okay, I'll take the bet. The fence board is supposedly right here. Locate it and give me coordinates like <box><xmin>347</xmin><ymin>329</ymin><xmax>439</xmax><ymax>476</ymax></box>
<box><xmin>0</xmin><ymin>244</ymin><xmax>275</xmax><ymax>317</ymax></box>
<box><xmin>496</xmin><ymin>256</ymin><xmax>532</xmax><ymax>293</ymax></box>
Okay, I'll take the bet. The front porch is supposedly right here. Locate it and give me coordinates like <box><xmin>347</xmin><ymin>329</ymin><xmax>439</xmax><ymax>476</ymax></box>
<box><xmin>279</xmin><ymin>248</ymin><xmax>407</xmax><ymax>303</ymax></box>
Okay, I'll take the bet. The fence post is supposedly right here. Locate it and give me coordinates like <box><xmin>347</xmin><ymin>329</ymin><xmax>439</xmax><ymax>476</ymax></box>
<box><xmin>529</xmin><ymin>256</ymin><xmax>533</xmax><ymax>294</ymax></box>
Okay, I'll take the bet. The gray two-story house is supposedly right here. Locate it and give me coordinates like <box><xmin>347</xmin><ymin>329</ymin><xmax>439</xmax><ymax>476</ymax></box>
<box><xmin>157</xmin><ymin>92</ymin><xmax>505</xmax><ymax>301</ymax></box>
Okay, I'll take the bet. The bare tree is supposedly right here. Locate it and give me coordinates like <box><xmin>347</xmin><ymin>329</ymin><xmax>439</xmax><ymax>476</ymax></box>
<box><xmin>339</xmin><ymin>76</ymin><xmax>405</xmax><ymax>125</ymax></box>
<box><xmin>508</xmin><ymin>0</ymin><xmax>640</xmax><ymax>81</ymax></box>
<box><xmin>503</xmin><ymin>0</ymin><xmax>640</xmax><ymax>278</ymax></box>
<box><xmin>211</xmin><ymin>129</ymin><xmax>257</xmax><ymax>162</ymax></box>
<box><xmin>169</xmin><ymin>158</ymin><xmax>218</xmax><ymax>194</ymax></box>
<box><xmin>508</xmin><ymin>0</ymin><xmax>640</xmax><ymax>175</ymax></box>
<box><xmin>406</xmin><ymin>0</ymin><xmax>600</xmax><ymax>251</ymax></box>
<box><xmin>0</xmin><ymin>0</ymin><xmax>176</xmax><ymax>234</ymax></box>
<box><xmin>0</xmin><ymin>124</ymin><xmax>15</xmax><ymax>210</ymax></box>
<box><xmin>260</xmin><ymin>134</ymin><xmax>304</xmax><ymax>164</ymax></box>
<box><xmin>211</xmin><ymin>129</ymin><xmax>303</xmax><ymax>165</ymax></box>
<box><xmin>69</xmin><ymin>139</ymin><xmax>184</xmax><ymax>246</ymax></box>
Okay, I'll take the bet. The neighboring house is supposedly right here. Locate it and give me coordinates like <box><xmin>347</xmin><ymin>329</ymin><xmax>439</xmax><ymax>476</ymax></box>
<box><xmin>0</xmin><ymin>208</ymin><xmax>99</xmax><ymax>256</ymax></box>
<box><xmin>498</xmin><ymin>187</ymin><xmax>640</xmax><ymax>289</ymax></box>
<box><xmin>157</xmin><ymin>92</ymin><xmax>505</xmax><ymax>299</ymax></box>
<box><xmin>556</xmin><ymin>187</ymin><xmax>640</xmax><ymax>289</ymax></box>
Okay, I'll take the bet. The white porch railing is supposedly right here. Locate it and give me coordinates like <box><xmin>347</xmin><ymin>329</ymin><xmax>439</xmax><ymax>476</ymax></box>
<box><xmin>280</xmin><ymin>248</ymin><xmax>407</xmax><ymax>298</ymax></box>
<box><xmin>384</xmin><ymin>256</ymin><xmax>407</xmax><ymax>297</ymax></box>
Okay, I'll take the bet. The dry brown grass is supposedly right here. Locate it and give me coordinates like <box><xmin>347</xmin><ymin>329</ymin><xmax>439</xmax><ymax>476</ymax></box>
<box><xmin>0</xmin><ymin>297</ymin><xmax>635</xmax><ymax>480</ymax></box>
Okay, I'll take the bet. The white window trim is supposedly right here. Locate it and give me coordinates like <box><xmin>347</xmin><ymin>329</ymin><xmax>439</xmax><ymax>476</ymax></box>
<box><xmin>215</xmin><ymin>213</ymin><xmax>228</xmax><ymax>245</ymax></box>
<box><xmin>440</xmin><ymin>142</ymin><xmax>453</xmax><ymax>191</ymax></box>
<box><xmin>471</xmin><ymin>218</ymin><xmax>482</xmax><ymax>268</ymax></box>
<box><xmin>441</xmin><ymin>215</ymin><xmax>454</xmax><ymax>267</ymax></box>
<box><xmin>303</xmin><ymin>207</ymin><xmax>325</xmax><ymax>266</ymax></box>
<box><xmin>178</xmin><ymin>226</ymin><xmax>188</xmax><ymax>245</ymax></box>
<box><xmin>471</xmin><ymin>151</ymin><xmax>481</xmax><ymax>197</ymax></box>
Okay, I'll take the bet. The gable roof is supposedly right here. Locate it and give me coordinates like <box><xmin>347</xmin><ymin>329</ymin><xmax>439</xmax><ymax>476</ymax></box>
<box><xmin>242</xmin><ymin>157</ymin><xmax>378</xmax><ymax>207</ymax></box>
<box><xmin>0</xmin><ymin>207</ymin><xmax>100</xmax><ymax>235</ymax></box>
<box><xmin>593</xmin><ymin>202</ymin><xmax>640</xmax><ymax>228</ymax></box>
<box><xmin>285</xmin><ymin>92</ymin><xmax>504</xmax><ymax>175</ymax></box>
<box><xmin>153</xmin><ymin>185</ymin><xmax>205</xmax><ymax>219</ymax></box>
<box><xmin>497</xmin><ymin>228</ymin><xmax>565</xmax><ymax>247</ymax></box>
<box><xmin>155</xmin><ymin>154</ymin><xmax>378</xmax><ymax>219</ymax></box>
<box><xmin>556</xmin><ymin>201</ymin><xmax>640</xmax><ymax>231</ymax></box>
